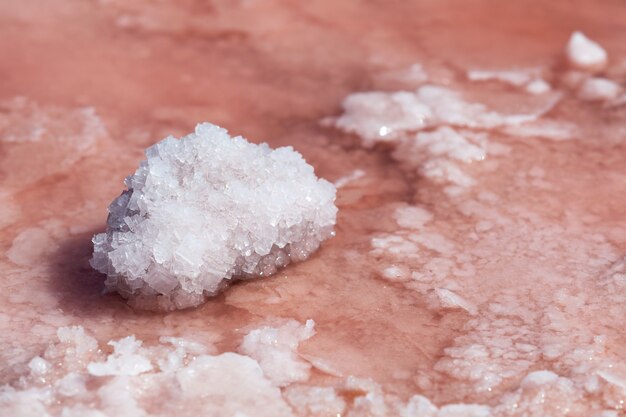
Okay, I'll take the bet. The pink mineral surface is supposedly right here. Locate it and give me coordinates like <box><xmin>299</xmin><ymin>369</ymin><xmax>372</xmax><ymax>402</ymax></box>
<box><xmin>1</xmin><ymin>1</ymin><xmax>625</xmax><ymax>416</ymax></box>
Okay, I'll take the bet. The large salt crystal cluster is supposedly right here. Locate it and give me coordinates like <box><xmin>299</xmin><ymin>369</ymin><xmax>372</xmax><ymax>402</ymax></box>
<box><xmin>90</xmin><ymin>123</ymin><xmax>337</xmax><ymax>310</ymax></box>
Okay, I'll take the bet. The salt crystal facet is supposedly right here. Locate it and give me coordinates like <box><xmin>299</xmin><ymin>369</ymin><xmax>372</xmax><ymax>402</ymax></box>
<box><xmin>90</xmin><ymin>123</ymin><xmax>337</xmax><ymax>310</ymax></box>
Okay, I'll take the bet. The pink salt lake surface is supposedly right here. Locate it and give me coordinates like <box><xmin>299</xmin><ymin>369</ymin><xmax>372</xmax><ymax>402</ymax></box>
<box><xmin>1</xmin><ymin>1</ymin><xmax>626</xmax><ymax>416</ymax></box>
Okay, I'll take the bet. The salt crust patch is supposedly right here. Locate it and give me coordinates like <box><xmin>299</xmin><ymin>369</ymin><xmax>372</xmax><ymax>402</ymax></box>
<box><xmin>501</xmin><ymin>119</ymin><xmax>577</xmax><ymax>141</ymax></box>
<box><xmin>467</xmin><ymin>68</ymin><xmax>551</xmax><ymax>95</ymax></box>
<box><xmin>331</xmin><ymin>36</ymin><xmax>625</xmax><ymax>417</ymax></box>
<box><xmin>0</xmin><ymin>323</ymin><xmax>300</xmax><ymax>417</ymax></box>
<box><xmin>0</xmin><ymin>97</ymin><xmax>107</xmax><ymax>187</ymax></box>
<box><xmin>3</xmin><ymin>321</ymin><xmax>625</xmax><ymax>416</ymax></box>
<box><xmin>333</xmin><ymin>84</ymin><xmax>558</xmax><ymax>191</ymax></box>
<box><xmin>565</xmin><ymin>31</ymin><xmax>608</xmax><ymax>72</ymax></box>
<box><xmin>334</xmin><ymin>85</ymin><xmax>551</xmax><ymax>146</ymax></box>
<box><xmin>372</xmin><ymin>197</ymin><xmax>624</xmax><ymax>412</ymax></box>
<box><xmin>392</xmin><ymin>127</ymin><xmax>488</xmax><ymax>188</ymax></box>
<box><xmin>578</xmin><ymin>77</ymin><xmax>622</xmax><ymax>101</ymax></box>
<box><xmin>90</xmin><ymin>123</ymin><xmax>337</xmax><ymax>310</ymax></box>
<box><xmin>394</xmin><ymin>205</ymin><xmax>434</xmax><ymax>230</ymax></box>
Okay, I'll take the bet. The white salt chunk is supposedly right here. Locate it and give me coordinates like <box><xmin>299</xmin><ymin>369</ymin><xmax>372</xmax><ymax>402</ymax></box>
<box><xmin>382</xmin><ymin>265</ymin><xmax>407</xmax><ymax>281</ymax></box>
<box><xmin>91</xmin><ymin>123</ymin><xmax>337</xmax><ymax>310</ymax></box>
<box><xmin>578</xmin><ymin>77</ymin><xmax>621</xmax><ymax>101</ymax></box>
<box><xmin>435</xmin><ymin>288</ymin><xmax>477</xmax><ymax>315</ymax></box>
<box><xmin>27</xmin><ymin>357</ymin><xmax>51</xmax><ymax>376</ymax></box>
<box><xmin>566</xmin><ymin>31</ymin><xmax>608</xmax><ymax>72</ymax></box>
<box><xmin>438</xmin><ymin>404</ymin><xmax>492</xmax><ymax>417</ymax></box>
<box><xmin>284</xmin><ymin>386</ymin><xmax>347</xmax><ymax>416</ymax></box>
<box><xmin>520</xmin><ymin>370</ymin><xmax>559</xmax><ymax>388</ymax></box>
<box><xmin>394</xmin><ymin>205</ymin><xmax>434</xmax><ymax>230</ymax></box>
<box><xmin>467</xmin><ymin>69</ymin><xmax>532</xmax><ymax>87</ymax></box>
<box><xmin>334</xmin><ymin>85</ymin><xmax>553</xmax><ymax>147</ymax></box>
<box><xmin>467</xmin><ymin>69</ymin><xmax>551</xmax><ymax>95</ymax></box>
<box><xmin>401</xmin><ymin>395</ymin><xmax>438</xmax><ymax>417</ymax></box>
<box><xmin>56</xmin><ymin>373</ymin><xmax>87</xmax><ymax>397</ymax></box>
<box><xmin>87</xmin><ymin>336</ymin><xmax>153</xmax><ymax>376</ymax></box>
<box><xmin>392</xmin><ymin>127</ymin><xmax>487</xmax><ymax>188</ymax></box>
<box><xmin>525</xmin><ymin>79</ymin><xmax>551</xmax><ymax>95</ymax></box>
<box><xmin>239</xmin><ymin>319</ymin><xmax>315</xmax><ymax>387</ymax></box>
<box><xmin>175</xmin><ymin>353</ymin><xmax>293</xmax><ymax>417</ymax></box>
<box><xmin>502</xmin><ymin>119</ymin><xmax>577</xmax><ymax>141</ymax></box>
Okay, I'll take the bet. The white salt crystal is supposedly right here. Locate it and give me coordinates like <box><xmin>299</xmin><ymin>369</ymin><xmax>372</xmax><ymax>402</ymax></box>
<box><xmin>525</xmin><ymin>79</ymin><xmax>551</xmax><ymax>95</ymax></box>
<box><xmin>520</xmin><ymin>370</ymin><xmax>559</xmax><ymax>388</ymax></box>
<box><xmin>435</xmin><ymin>288</ymin><xmax>478</xmax><ymax>315</ymax></box>
<box><xmin>27</xmin><ymin>357</ymin><xmax>51</xmax><ymax>376</ymax></box>
<box><xmin>56</xmin><ymin>373</ymin><xmax>87</xmax><ymax>397</ymax></box>
<box><xmin>391</xmin><ymin>127</ymin><xmax>487</xmax><ymax>188</ymax></box>
<box><xmin>87</xmin><ymin>336</ymin><xmax>153</xmax><ymax>376</ymax></box>
<box><xmin>284</xmin><ymin>386</ymin><xmax>347</xmax><ymax>416</ymax></box>
<box><xmin>382</xmin><ymin>265</ymin><xmax>407</xmax><ymax>281</ymax></box>
<box><xmin>467</xmin><ymin>69</ymin><xmax>551</xmax><ymax>96</ymax></box>
<box><xmin>400</xmin><ymin>395</ymin><xmax>438</xmax><ymax>417</ymax></box>
<box><xmin>239</xmin><ymin>319</ymin><xmax>315</xmax><ymax>387</ymax></box>
<box><xmin>334</xmin><ymin>90</ymin><xmax>432</xmax><ymax>145</ymax></box>
<box><xmin>334</xmin><ymin>85</ymin><xmax>551</xmax><ymax>146</ymax></box>
<box><xmin>91</xmin><ymin>123</ymin><xmax>337</xmax><ymax>310</ymax></box>
<box><xmin>566</xmin><ymin>31</ymin><xmax>608</xmax><ymax>72</ymax></box>
<box><xmin>502</xmin><ymin>119</ymin><xmax>576</xmax><ymax>141</ymax></box>
<box><xmin>438</xmin><ymin>404</ymin><xmax>492</xmax><ymax>417</ymax></box>
<box><xmin>578</xmin><ymin>77</ymin><xmax>621</xmax><ymax>101</ymax></box>
<box><xmin>175</xmin><ymin>353</ymin><xmax>293</xmax><ymax>417</ymax></box>
<box><xmin>467</xmin><ymin>69</ymin><xmax>532</xmax><ymax>87</ymax></box>
<box><xmin>394</xmin><ymin>205</ymin><xmax>433</xmax><ymax>230</ymax></box>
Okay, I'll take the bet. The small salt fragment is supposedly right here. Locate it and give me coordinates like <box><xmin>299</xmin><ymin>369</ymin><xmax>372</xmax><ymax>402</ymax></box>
<box><xmin>525</xmin><ymin>79</ymin><xmax>551</xmax><ymax>95</ymax></box>
<box><xmin>394</xmin><ymin>205</ymin><xmax>433</xmax><ymax>230</ymax></box>
<box><xmin>87</xmin><ymin>336</ymin><xmax>153</xmax><ymax>376</ymax></box>
<box><xmin>502</xmin><ymin>119</ymin><xmax>576</xmax><ymax>141</ymax></box>
<box><xmin>435</xmin><ymin>288</ymin><xmax>477</xmax><ymax>315</ymax></box>
<box><xmin>382</xmin><ymin>265</ymin><xmax>407</xmax><ymax>281</ymax></box>
<box><xmin>284</xmin><ymin>386</ymin><xmax>347</xmax><ymax>417</ymax></box>
<box><xmin>438</xmin><ymin>404</ymin><xmax>492</xmax><ymax>417</ymax></box>
<box><xmin>401</xmin><ymin>395</ymin><xmax>438</xmax><ymax>417</ymax></box>
<box><xmin>334</xmin><ymin>169</ymin><xmax>366</xmax><ymax>188</ymax></box>
<box><xmin>56</xmin><ymin>373</ymin><xmax>87</xmax><ymax>397</ymax></box>
<box><xmin>27</xmin><ymin>357</ymin><xmax>51</xmax><ymax>376</ymax></box>
<box><xmin>239</xmin><ymin>319</ymin><xmax>316</xmax><ymax>387</ymax></box>
<box><xmin>578</xmin><ymin>77</ymin><xmax>621</xmax><ymax>101</ymax></box>
<box><xmin>565</xmin><ymin>31</ymin><xmax>608</xmax><ymax>72</ymax></box>
<box><xmin>520</xmin><ymin>370</ymin><xmax>559</xmax><ymax>388</ymax></box>
<box><xmin>467</xmin><ymin>69</ymin><xmax>532</xmax><ymax>87</ymax></box>
<box><xmin>334</xmin><ymin>85</ymin><xmax>552</xmax><ymax>146</ymax></box>
<box><xmin>91</xmin><ymin>123</ymin><xmax>337</xmax><ymax>310</ymax></box>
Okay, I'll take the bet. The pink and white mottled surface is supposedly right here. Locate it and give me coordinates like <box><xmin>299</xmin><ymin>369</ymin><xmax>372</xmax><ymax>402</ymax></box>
<box><xmin>1</xmin><ymin>1</ymin><xmax>626</xmax><ymax>416</ymax></box>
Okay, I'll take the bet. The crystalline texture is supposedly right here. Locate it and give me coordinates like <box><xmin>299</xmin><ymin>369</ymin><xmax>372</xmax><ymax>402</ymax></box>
<box><xmin>90</xmin><ymin>123</ymin><xmax>337</xmax><ymax>310</ymax></box>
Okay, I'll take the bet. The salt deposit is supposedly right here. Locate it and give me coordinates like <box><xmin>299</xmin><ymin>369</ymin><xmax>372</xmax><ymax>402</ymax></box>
<box><xmin>467</xmin><ymin>69</ymin><xmax>533</xmax><ymax>86</ymax></box>
<box><xmin>525</xmin><ymin>79</ymin><xmax>551</xmax><ymax>95</ymax></box>
<box><xmin>578</xmin><ymin>77</ymin><xmax>622</xmax><ymax>101</ymax></box>
<box><xmin>334</xmin><ymin>85</ymin><xmax>549</xmax><ymax>146</ymax></box>
<box><xmin>467</xmin><ymin>69</ymin><xmax>552</xmax><ymax>96</ymax></box>
<box><xmin>0</xmin><ymin>97</ymin><xmax>108</xmax><ymax>187</ymax></box>
<box><xmin>565</xmin><ymin>31</ymin><xmax>608</xmax><ymax>71</ymax></box>
<box><xmin>90</xmin><ymin>123</ymin><xmax>337</xmax><ymax>310</ymax></box>
<box><xmin>239</xmin><ymin>319</ymin><xmax>316</xmax><ymax>386</ymax></box>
